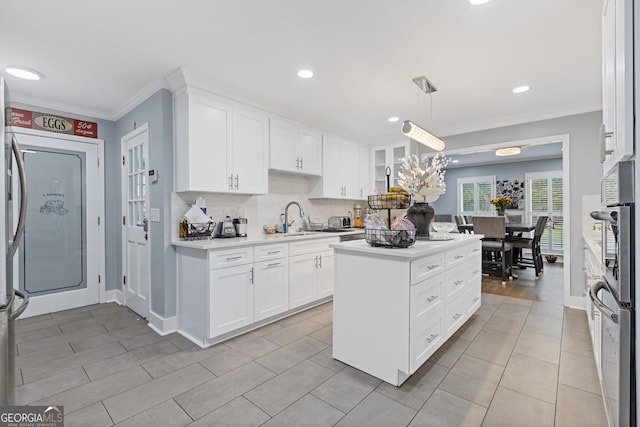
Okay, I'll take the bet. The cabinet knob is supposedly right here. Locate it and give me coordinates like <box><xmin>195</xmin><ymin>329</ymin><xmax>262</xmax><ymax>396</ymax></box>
<box><xmin>426</xmin><ymin>333</ymin><xmax>438</xmax><ymax>343</ymax></box>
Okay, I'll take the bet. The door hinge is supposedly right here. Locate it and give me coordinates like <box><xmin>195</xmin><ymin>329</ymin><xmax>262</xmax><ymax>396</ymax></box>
<box><xmin>122</xmin><ymin>155</ymin><xmax>125</xmax><ymax>166</ymax></box>
<box><xmin>98</xmin><ymin>275</ymin><xmax>101</xmax><ymax>284</ymax></box>
<box><xmin>123</xmin><ymin>275</ymin><xmax>126</xmax><ymax>285</ymax></box>
<box><xmin>122</xmin><ymin>216</ymin><xmax>126</xmax><ymax>226</ymax></box>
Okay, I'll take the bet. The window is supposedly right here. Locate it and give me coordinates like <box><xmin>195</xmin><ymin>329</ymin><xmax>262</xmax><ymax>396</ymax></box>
<box><xmin>526</xmin><ymin>171</ymin><xmax>563</xmax><ymax>253</ymax></box>
<box><xmin>457</xmin><ymin>176</ymin><xmax>496</xmax><ymax>216</ymax></box>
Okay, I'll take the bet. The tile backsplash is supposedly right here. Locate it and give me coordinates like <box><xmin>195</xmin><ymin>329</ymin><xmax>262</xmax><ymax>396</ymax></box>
<box><xmin>171</xmin><ymin>172</ymin><xmax>362</xmax><ymax>240</ymax></box>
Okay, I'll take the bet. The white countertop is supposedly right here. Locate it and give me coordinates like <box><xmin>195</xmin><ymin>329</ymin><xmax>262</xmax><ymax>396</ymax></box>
<box><xmin>583</xmin><ymin>234</ymin><xmax>602</xmax><ymax>258</ymax></box>
<box><xmin>330</xmin><ymin>233</ymin><xmax>483</xmax><ymax>261</ymax></box>
<box><xmin>172</xmin><ymin>229</ymin><xmax>365</xmax><ymax>250</ymax></box>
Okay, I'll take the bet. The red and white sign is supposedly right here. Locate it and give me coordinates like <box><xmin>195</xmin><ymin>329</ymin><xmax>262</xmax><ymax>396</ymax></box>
<box><xmin>7</xmin><ymin>108</ymin><xmax>97</xmax><ymax>138</ymax></box>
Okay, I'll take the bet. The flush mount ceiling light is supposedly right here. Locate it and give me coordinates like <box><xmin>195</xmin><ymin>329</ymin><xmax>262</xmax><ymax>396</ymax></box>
<box><xmin>297</xmin><ymin>69</ymin><xmax>314</xmax><ymax>79</ymax></box>
<box><xmin>451</xmin><ymin>159</ymin><xmax>460</xmax><ymax>163</ymax></box>
<box><xmin>469</xmin><ymin>0</ymin><xmax>491</xmax><ymax>5</ymax></box>
<box><xmin>5</xmin><ymin>66</ymin><xmax>42</xmax><ymax>81</ymax></box>
<box><xmin>512</xmin><ymin>85</ymin><xmax>530</xmax><ymax>94</ymax></box>
<box><xmin>388</xmin><ymin>116</ymin><xmax>399</xmax><ymax>123</ymax></box>
<box><xmin>401</xmin><ymin>120</ymin><xmax>445</xmax><ymax>151</ymax></box>
<box><xmin>496</xmin><ymin>147</ymin><xmax>522</xmax><ymax>156</ymax></box>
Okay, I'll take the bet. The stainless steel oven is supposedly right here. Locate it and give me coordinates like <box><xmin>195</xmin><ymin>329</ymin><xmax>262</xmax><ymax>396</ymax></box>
<box><xmin>590</xmin><ymin>160</ymin><xmax>635</xmax><ymax>427</ymax></box>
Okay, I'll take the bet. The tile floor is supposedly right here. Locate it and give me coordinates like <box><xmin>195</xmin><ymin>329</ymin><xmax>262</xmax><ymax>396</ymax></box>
<box><xmin>14</xmin><ymin>268</ymin><xmax>606</xmax><ymax>426</ymax></box>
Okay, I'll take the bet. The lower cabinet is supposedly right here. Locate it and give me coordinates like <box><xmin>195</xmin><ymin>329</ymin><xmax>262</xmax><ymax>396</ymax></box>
<box><xmin>254</xmin><ymin>258</ymin><xmax>289</xmax><ymax>322</ymax></box>
<box><xmin>289</xmin><ymin>249</ymin><xmax>335</xmax><ymax>309</ymax></box>
<box><xmin>209</xmin><ymin>263</ymin><xmax>254</xmax><ymax>337</ymax></box>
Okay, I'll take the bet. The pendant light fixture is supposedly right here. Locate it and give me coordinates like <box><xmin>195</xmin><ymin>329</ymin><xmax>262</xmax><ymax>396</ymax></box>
<box><xmin>401</xmin><ymin>76</ymin><xmax>445</xmax><ymax>151</ymax></box>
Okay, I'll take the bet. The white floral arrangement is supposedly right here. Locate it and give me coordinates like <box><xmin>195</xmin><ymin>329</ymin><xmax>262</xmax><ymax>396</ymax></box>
<box><xmin>398</xmin><ymin>153</ymin><xmax>451</xmax><ymax>203</ymax></box>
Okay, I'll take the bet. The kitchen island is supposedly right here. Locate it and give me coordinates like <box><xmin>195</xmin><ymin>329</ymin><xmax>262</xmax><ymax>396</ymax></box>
<box><xmin>330</xmin><ymin>234</ymin><xmax>483</xmax><ymax>386</ymax></box>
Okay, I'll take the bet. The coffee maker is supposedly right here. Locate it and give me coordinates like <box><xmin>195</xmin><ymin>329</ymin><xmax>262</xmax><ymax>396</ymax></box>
<box><xmin>233</xmin><ymin>207</ymin><xmax>248</xmax><ymax>237</ymax></box>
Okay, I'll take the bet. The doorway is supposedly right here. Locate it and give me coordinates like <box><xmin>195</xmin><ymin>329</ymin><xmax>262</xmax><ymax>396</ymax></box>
<box><xmin>13</xmin><ymin>129</ymin><xmax>104</xmax><ymax>317</ymax></box>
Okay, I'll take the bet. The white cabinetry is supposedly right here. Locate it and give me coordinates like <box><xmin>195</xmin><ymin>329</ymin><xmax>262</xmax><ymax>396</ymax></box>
<box><xmin>584</xmin><ymin>239</ymin><xmax>604</xmax><ymax>375</ymax></box>
<box><xmin>373</xmin><ymin>142</ymin><xmax>409</xmax><ymax>193</ymax></box>
<box><xmin>174</xmin><ymin>87</ymin><xmax>269</xmax><ymax>194</ymax></box>
<box><xmin>332</xmin><ymin>237</ymin><xmax>482</xmax><ymax>386</ymax></box>
<box><xmin>601</xmin><ymin>0</ymin><xmax>634</xmax><ymax>172</ymax></box>
<box><xmin>309</xmin><ymin>134</ymin><xmax>367</xmax><ymax>200</ymax></box>
<box><xmin>209</xmin><ymin>263</ymin><xmax>254</xmax><ymax>336</ymax></box>
<box><xmin>289</xmin><ymin>238</ymin><xmax>338</xmax><ymax>309</ymax></box>
<box><xmin>269</xmin><ymin>119</ymin><xmax>322</xmax><ymax>176</ymax></box>
<box><xmin>359</xmin><ymin>145</ymin><xmax>371</xmax><ymax>199</ymax></box>
<box><xmin>253</xmin><ymin>243</ymin><xmax>289</xmax><ymax>322</ymax></box>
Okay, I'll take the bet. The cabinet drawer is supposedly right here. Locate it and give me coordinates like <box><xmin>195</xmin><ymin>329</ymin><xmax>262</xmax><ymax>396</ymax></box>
<box><xmin>289</xmin><ymin>237</ymin><xmax>339</xmax><ymax>256</ymax></box>
<box><xmin>466</xmin><ymin>279</ymin><xmax>481</xmax><ymax>316</ymax></box>
<box><xmin>468</xmin><ymin>240</ymin><xmax>482</xmax><ymax>258</ymax></box>
<box><xmin>444</xmin><ymin>294</ymin><xmax>467</xmax><ymax>338</ymax></box>
<box><xmin>445</xmin><ymin>264</ymin><xmax>468</xmax><ymax>299</ymax></box>
<box><xmin>255</xmin><ymin>243</ymin><xmax>288</xmax><ymax>261</ymax></box>
<box><xmin>208</xmin><ymin>247</ymin><xmax>254</xmax><ymax>269</ymax></box>
<box><xmin>411</xmin><ymin>253</ymin><xmax>445</xmax><ymax>285</ymax></box>
<box><xmin>410</xmin><ymin>316</ymin><xmax>443</xmax><ymax>373</ymax></box>
<box><xmin>410</xmin><ymin>276</ymin><xmax>444</xmax><ymax>329</ymax></box>
<box><xmin>446</xmin><ymin>245</ymin><xmax>468</xmax><ymax>267</ymax></box>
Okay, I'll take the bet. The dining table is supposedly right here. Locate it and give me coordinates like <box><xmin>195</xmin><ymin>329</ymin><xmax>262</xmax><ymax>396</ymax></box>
<box><xmin>457</xmin><ymin>222</ymin><xmax>536</xmax><ymax>235</ymax></box>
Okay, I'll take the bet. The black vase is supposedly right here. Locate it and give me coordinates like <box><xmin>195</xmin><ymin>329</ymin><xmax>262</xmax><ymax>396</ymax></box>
<box><xmin>407</xmin><ymin>202</ymin><xmax>434</xmax><ymax>240</ymax></box>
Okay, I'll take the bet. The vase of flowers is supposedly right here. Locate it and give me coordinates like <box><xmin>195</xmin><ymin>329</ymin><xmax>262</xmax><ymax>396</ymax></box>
<box><xmin>491</xmin><ymin>196</ymin><xmax>512</xmax><ymax>223</ymax></box>
<box><xmin>399</xmin><ymin>153</ymin><xmax>450</xmax><ymax>239</ymax></box>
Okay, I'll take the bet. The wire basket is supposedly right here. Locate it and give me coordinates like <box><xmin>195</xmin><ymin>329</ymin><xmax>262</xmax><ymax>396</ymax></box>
<box><xmin>179</xmin><ymin>219</ymin><xmax>215</xmax><ymax>240</ymax></box>
<box><xmin>365</xmin><ymin>228</ymin><xmax>416</xmax><ymax>248</ymax></box>
<box><xmin>368</xmin><ymin>194</ymin><xmax>411</xmax><ymax>210</ymax></box>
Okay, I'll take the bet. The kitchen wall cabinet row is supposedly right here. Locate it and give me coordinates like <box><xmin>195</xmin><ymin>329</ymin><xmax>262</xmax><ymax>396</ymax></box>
<box><xmin>332</xmin><ymin>237</ymin><xmax>482</xmax><ymax>386</ymax></box>
<box><xmin>176</xmin><ymin>236</ymin><xmax>338</xmax><ymax>347</ymax></box>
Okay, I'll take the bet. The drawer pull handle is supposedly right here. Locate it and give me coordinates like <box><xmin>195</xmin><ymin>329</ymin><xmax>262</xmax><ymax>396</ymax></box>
<box><xmin>267</xmin><ymin>251</ymin><xmax>280</xmax><ymax>255</ymax></box>
<box><xmin>427</xmin><ymin>264</ymin><xmax>439</xmax><ymax>270</ymax></box>
<box><xmin>454</xmin><ymin>255</ymin><xmax>464</xmax><ymax>260</ymax></box>
<box><xmin>472</xmin><ymin>270</ymin><xmax>480</xmax><ymax>275</ymax></box>
<box><xmin>453</xmin><ymin>313</ymin><xmax>463</xmax><ymax>320</ymax></box>
<box><xmin>426</xmin><ymin>295</ymin><xmax>438</xmax><ymax>303</ymax></box>
<box><xmin>268</xmin><ymin>262</ymin><xmax>281</xmax><ymax>267</ymax></box>
<box><xmin>454</xmin><ymin>280</ymin><xmax>463</xmax><ymax>286</ymax></box>
<box><xmin>472</xmin><ymin>297</ymin><xmax>480</xmax><ymax>303</ymax></box>
<box><xmin>472</xmin><ymin>248</ymin><xmax>480</xmax><ymax>252</ymax></box>
<box><xmin>426</xmin><ymin>333</ymin><xmax>439</xmax><ymax>344</ymax></box>
<box><xmin>225</xmin><ymin>256</ymin><xmax>243</xmax><ymax>261</ymax></box>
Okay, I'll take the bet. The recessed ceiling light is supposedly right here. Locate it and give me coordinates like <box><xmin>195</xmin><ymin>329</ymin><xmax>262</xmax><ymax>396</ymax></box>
<box><xmin>297</xmin><ymin>69</ymin><xmax>314</xmax><ymax>79</ymax></box>
<box><xmin>469</xmin><ymin>0</ymin><xmax>491</xmax><ymax>5</ymax></box>
<box><xmin>451</xmin><ymin>159</ymin><xmax>460</xmax><ymax>163</ymax></box>
<box><xmin>388</xmin><ymin>116</ymin><xmax>400</xmax><ymax>123</ymax></box>
<box><xmin>5</xmin><ymin>66</ymin><xmax>42</xmax><ymax>81</ymax></box>
<box><xmin>496</xmin><ymin>147</ymin><xmax>522</xmax><ymax>156</ymax></box>
<box><xmin>512</xmin><ymin>85</ymin><xmax>530</xmax><ymax>94</ymax></box>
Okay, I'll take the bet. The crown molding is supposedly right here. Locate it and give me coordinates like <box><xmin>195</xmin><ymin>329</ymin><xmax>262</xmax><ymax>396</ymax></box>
<box><xmin>9</xmin><ymin>93</ymin><xmax>113</xmax><ymax>121</ymax></box>
<box><xmin>111</xmin><ymin>77</ymin><xmax>169</xmax><ymax>120</ymax></box>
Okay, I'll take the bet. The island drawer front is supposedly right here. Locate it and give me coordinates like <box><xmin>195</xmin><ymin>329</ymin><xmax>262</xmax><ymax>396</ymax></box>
<box><xmin>444</xmin><ymin>294</ymin><xmax>467</xmax><ymax>338</ymax></box>
<box><xmin>468</xmin><ymin>241</ymin><xmax>482</xmax><ymax>259</ymax></box>
<box><xmin>410</xmin><ymin>316</ymin><xmax>443</xmax><ymax>373</ymax></box>
<box><xmin>255</xmin><ymin>243</ymin><xmax>288</xmax><ymax>261</ymax></box>
<box><xmin>445</xmin><ymin>263</ymin><xmax>469</xmax><ymax>300</ymax></box>
<box><xmin>410</xmin><ymin>276</ymin><xmax>444</xmax><ymax>329</ymax></box>
<box><xmin>466</xmin><ymin>282</ymin><xmax>481</xmax><ymax>316</ymax></box>
<box><xmin>446</xmin><ymin>245</ymin><xmax>469</xmax><ymax>267</ymax></box>
<box><xmin>208</xmin><ymin>247</ymin><xmax>254</xmax><ymax>269</ymax></box>
<box><xmin>411</xmin><ymin>253</ymin><xmax>445</xmax><ymax>285</ymax></box>
<box><xmin>289</xmin><ymin>237</ymin><xmax>339</xmax><ymax>256</ymax></box>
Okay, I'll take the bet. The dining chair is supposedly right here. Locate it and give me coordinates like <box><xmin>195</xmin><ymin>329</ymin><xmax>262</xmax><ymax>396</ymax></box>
<box><xmin>510</xmin><ymin>216</ymin><xmax>549</xmax><ymax>277</ymax></box>
<box><xmin>435</xmin><ymin>214</ymin><xmax>453</xmax><ymax>222</ymax></box>
<box><xmin>507</xmin><ymin>214</ymin><xmax>522</xmax><ymax>224</ymax></box>
<box><xmin>472</xmin><ymin>216</ymin><xmax>513</xmax><ymax>286</ymax></box>
<box><xmin>454</xmin><ymin>215</ymin><xmax>466</xmax><ymax>226</ymax></box>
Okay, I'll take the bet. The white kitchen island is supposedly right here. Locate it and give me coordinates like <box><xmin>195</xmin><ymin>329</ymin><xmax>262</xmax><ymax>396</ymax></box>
<box><xmin>330</xmin><ymin>234</ymin><xmax>483</xmax><ymax>386</ymax></box>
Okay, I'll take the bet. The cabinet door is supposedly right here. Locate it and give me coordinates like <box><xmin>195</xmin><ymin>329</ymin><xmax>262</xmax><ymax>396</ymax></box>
<box><xmin>373</xmin><ymin>148</ymin><xmax>387</xmax><ymax>194</ymax></box>
<box><xmin>232</xmin><ymin>107</ymin><xmax>269</xmax><ymax>194</ymax></box>
<box><xmin>254</xmin><ymin>259</ymin><xmax>289</xmax><ymax>321</ymax></box>
<box><xmin>298</xmin><ymin>127</ymin><xmax>322</xmax><ymax>176</ymax></box>
<box><xmin>209</xmin><ymin>264</ymin><xmax>254</xmax><ymax>338</ymax></box>
<box><xmin>269</xmin><ymin>119</ymin><xmax>298</xmax><ymax>173</ymax></box>
<box><xmin>321</xmin><ymin>136</ymin><xmax>343</xmax><ymax>198</ymax></box>
<box><xmin>358</xmin><ymin>146</ymin><xmax>371</xmax><ymax>200</ymax></box>
<box><xmin>289</xmin><ymin>253</ymin><xmax>317</xmax><ymax>309</ymax></box>
<box><xmin>187</xmin><ymin>92</ymin><xmax>232</xmax><ymax>192</ymax></box>
<box><xmin>341</xmin><ymin>143</ymin><xmax>360</xmax><ymax>199</ymax></box>
<box><xmin>316</xmin><ymin>250</ymin><xmax>334</xmax><ymax>299</ymax></box>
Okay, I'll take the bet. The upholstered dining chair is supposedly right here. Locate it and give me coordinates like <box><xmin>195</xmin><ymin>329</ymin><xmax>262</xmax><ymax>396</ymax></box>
<box><xmin>435</xmin><ymin>214</ymin><xmax>453</xmax><ymax>222</ymax></box>
<box><xmin>507</xmin><ymin>214</ymin><xmax>522</xmax><ymax>224</ymax></box>
<box><xmin>510</xmin><ymin>216</ymin><xmax>549</xmax><ymax>277</ymax></box>
<box><xmin>472</xmin><ymin>216</ymin><xmax>513</xmax><ymax>286</ymax></box>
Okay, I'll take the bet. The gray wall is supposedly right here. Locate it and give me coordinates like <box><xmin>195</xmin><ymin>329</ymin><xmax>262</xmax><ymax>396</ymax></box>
<box><xmin>114</xmin><ymin>89</ymin><xmax>175</xmax><ymax>318</ymax></box>
<box><xmin>439</xmin><ymin>111</ymin><xmax>602</xmax><ymax>300</ymax></box>
<box><xmin>431</xmin><ymin>157</ymin><xmax>564</xmax><ymax>216</ymax></box>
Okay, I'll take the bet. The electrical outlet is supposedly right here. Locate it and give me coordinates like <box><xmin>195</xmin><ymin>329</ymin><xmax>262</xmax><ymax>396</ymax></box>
<box><xmin>149</xmin><ymin>208</ymin><xmax>160</xmax><ymax>222</ymax></box>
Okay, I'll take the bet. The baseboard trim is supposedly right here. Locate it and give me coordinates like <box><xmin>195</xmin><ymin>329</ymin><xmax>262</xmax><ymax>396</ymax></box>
<box><xmin>148</xmin><ymin>310</ymin><xmax>178</xmax><ymax>336</ymax></box>
<box><xmin>105</xmin><ymin>289</ymin><xmax>124</xmax><ymax>305</ymax></box>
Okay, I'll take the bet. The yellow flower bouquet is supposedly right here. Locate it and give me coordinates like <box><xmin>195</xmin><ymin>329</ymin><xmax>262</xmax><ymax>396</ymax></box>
<box><xmin>491</xmin><ymin>196</ymin><xmax>512</xmax><ymax>212</ymax></box>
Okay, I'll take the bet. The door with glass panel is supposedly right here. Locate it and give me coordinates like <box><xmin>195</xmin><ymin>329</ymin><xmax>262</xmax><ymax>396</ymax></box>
<box><xmin>526</xmin><ymin>171</ymin><xmax>564</xmax><ymax>254</ymax></box>
<box><xmin>458</xmin><ymin>175</ymin><xmax>496</xmax><ymax>217</ymax></box>
<box><xmin>13</xmin><ymin>131</ymin><xmax>103</xmax><ymax>317</ymax></box>
<box><xmin>121</xmin><ymin>125</ymin><xmax>150</xmax><ymax>319</ymax></box>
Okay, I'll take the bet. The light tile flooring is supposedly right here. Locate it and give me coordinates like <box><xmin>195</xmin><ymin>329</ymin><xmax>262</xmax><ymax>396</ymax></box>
<box><xmin>15</xmin><ymin>271</ymin><xmax>606</xmax><ymax>426</ymax></box>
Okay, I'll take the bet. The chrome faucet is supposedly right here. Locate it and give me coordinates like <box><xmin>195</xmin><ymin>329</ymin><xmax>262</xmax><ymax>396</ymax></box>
<box><xmin>284</xmin><ymin>201</ymin><xmax>304</xmax><ymax>234</ymax></box>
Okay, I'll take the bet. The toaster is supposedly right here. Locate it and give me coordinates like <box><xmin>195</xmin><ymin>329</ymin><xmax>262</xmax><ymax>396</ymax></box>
<box><xmin>328</xmin><ymin>216</ymin><xmax>351</xmax><ymax>229</ymax></box>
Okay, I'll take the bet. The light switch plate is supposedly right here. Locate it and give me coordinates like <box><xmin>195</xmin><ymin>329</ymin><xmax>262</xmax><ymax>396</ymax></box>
<box><xmin>149</xmin><ymin>208</ymin><xmax>160</xmax><ymax>222</ymax></box>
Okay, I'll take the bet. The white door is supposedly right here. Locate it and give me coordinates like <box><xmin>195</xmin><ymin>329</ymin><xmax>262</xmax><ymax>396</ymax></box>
<box><xmin>13</xmin><ymin>130</ymin><xmax>104</xmax><ymax>317</ymax></box>
<box><xmin>121</xmin><ymin>125</ymin><xmax>150</xmax><ymax>318</ymax></box>
<box><xmin>526</xmin><ymin>170</ymin><xmax>564</xmax><ymax>255</ymax></box>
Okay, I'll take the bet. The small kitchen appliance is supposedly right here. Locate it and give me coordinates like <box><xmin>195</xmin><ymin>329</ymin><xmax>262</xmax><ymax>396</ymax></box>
<box><xmin>233</xmin><ymin>218</ymin><xmax>247</xmax><ymax>237</ymax></box>
<box><xmin>328</xmin><ymin>216</ymin><xmax>351</xmax><ymax>230</ymax></box>
<box><xmin>214</xmin><ymin>216</ymin><xmax>237</xmax><ymax>238</ymax></box>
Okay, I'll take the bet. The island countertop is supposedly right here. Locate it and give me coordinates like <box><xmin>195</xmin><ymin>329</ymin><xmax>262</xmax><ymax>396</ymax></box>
<box><xmin>330</xmin><ymin>233</ymin><xmax>483</xmax><ymax>261</ymax></box>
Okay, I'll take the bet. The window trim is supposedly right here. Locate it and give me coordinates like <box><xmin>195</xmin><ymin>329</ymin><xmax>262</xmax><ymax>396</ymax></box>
<box><xmin>457</xmin><ymin>175</ymin><xmax>496</xmax><ymax>215</ymax></box>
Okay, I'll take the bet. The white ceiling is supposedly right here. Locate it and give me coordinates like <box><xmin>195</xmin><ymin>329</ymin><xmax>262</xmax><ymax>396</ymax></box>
<box><xmin>0</xmin><ymin>0</ymin><xmax>602</xmax><ymax>142</ymax></box>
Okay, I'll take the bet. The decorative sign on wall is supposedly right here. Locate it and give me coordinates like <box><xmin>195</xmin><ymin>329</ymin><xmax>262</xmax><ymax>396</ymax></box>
<box><xmin>496</xmin><ymin>179</ymin><xmax>524</xmax><ymax>209</ymax></box>
<box><xmin>7</xmin><ymin>107</ymin><xmax>97</xmax><ymax>138</ymax></box>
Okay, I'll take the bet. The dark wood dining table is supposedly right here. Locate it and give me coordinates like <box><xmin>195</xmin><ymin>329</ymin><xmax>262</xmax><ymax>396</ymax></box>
<box><xmin>457</xmin><ymin>222</ymin><xmax>536</xmax><ymax>235</ymax></box>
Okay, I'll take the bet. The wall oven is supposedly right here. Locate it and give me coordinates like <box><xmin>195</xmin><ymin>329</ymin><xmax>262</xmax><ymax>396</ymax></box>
<box><xmin>590</xmin><ymin>160</ymin><xmax>635</xmax><ymax>427</ymax></box>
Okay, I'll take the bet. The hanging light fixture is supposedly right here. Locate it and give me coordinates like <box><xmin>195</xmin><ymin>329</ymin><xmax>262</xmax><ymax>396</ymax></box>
<box><xmin>495</xmin><ymin>147</ymin><xmax>521</xmax><ymax>156</ymax></box>
<box><xmin>401</xmin><ymin>120</ymin><xmax>445</xmax><ymax>151</ymax></box>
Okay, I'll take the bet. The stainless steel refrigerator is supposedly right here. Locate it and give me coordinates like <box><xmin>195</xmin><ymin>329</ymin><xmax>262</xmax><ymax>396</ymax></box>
<box><xmin>590</xmin><ymin>160</ymin><xmax>635</xmax><ymax>427</ymax></box>
<box><xmin>0</xmin><ymin>77</ymin><xmax>29</xmax><ymax>405</ymax></box>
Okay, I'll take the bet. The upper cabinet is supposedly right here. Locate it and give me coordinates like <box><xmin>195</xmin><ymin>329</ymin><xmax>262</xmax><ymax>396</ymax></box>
<box><xmin>269</xmin><ymin>119</ymin><xmax>322</xmax><ymax>176</ymax></box>
<box><xmin>601</xmin><ymin>0</ymin><xmax>634</xmax><ymax>172</ymax></box>
<box><xmin>174</xmin><ymin>87</ymin><xmax>269</xmax><ymax>194</ymax></box>
<box><xmin>373</xmin><ymin>142</ymin><xmax>409</xmax><ymax>194</ymax></box>
<box><xmin>309</xmin><ymin>134</ymin><xmax>368</xmax><ymax>200</ymax></box>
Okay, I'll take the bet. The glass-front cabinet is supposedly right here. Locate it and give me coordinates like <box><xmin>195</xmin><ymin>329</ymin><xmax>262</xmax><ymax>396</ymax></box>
<box><xmin>373</xmin><ymin>141</ymin><xmax>409</xmax><ymax>194</ymax></box>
